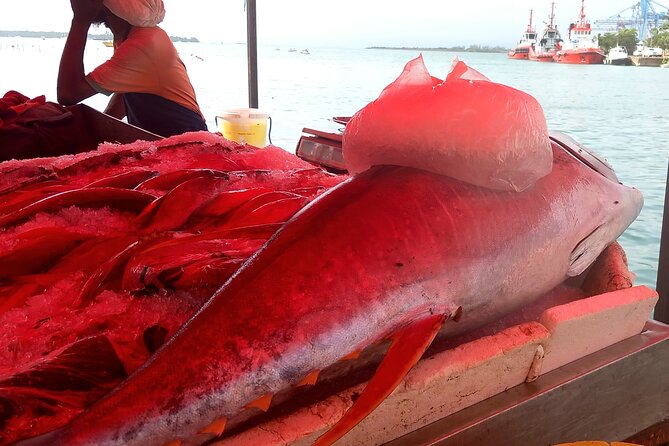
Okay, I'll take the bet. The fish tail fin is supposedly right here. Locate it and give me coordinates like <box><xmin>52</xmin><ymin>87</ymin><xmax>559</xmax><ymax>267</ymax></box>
<box><xmin>313</xmin><ymin>313</ymin><xmax>446</xmax><ymax>446</ymax></box>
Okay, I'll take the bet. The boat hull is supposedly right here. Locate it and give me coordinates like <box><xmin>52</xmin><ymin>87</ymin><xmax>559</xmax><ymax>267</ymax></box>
<box><xmin>553</xmin><ymin>48</ymin><xmax>604</xmax><ymax>64</ymax></box>
<box><xmin>605</xmin><ymin>57</ymin><xmax>632</xmax><ymax>66</ymax></box>
<box><xmin>507</xmin><ymin>50</ymin><xmax>529</xmax><ymax>60</ymax></box>
<box><xmin>529</xmin><ymin>47</ymin><xmax>556</xmax><ymax>62</ymax></box>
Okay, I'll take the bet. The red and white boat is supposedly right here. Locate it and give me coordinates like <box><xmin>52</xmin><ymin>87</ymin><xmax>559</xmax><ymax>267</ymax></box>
<box><xmin>529</xmin><ymin>2</ymin><xmax>563</xmax><ymax>62</ymax></box>
<box><xmin>508</xmin><ymin>10</ymin><xmax>537</xmax><ymax>60</ymax></box>
<box><xmin>553</xmin><ymin>0</ymin><xmax>604</xmax><ymax>64</ymax></box>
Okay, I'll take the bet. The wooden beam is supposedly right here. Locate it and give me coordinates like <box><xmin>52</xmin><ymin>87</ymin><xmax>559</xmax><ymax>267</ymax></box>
<box><xmin>246</xmin><ymin>0</ymin><xmax>258</xmax><ymax>109</ymax></box>
<box><xmin>656</xmin><ymin>160</ymin><xmax>669</xmax><ymax>323</ymax></box>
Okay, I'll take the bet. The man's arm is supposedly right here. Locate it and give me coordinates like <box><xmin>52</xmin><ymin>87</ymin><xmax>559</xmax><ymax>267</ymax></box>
<box><xmin>57</xmin><ymin>0</ymin><xmax>104</xmax><ymax>105</ymax></box>
<box><xmin>104</xmin><ymin>93</ymin><xmax>126</xmax><ymax>119</ymax></box>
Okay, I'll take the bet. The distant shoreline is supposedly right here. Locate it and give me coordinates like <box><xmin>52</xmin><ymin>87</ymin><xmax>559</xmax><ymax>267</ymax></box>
<box><xmin>0</xmin><ymin>30</ymin><xmax>199</xmax><ymax>43</ymax></box>
<box><xmin>367</xmin><ymin>46</ymin><xmax>508</xmax><ymax>53</ymax></box>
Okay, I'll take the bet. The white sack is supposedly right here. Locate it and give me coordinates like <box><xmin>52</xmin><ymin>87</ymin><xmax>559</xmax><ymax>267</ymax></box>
<box><xmin>104</xmin><ymin>0</ymin><xmax>165</xmax><ymax>27</ymax></box>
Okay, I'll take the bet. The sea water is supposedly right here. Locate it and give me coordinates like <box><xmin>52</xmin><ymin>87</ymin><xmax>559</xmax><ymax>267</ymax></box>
<box><xmin>1</xmin><ymin>38</ymin><xmax>668</xmax><ymax>287</ymax></box>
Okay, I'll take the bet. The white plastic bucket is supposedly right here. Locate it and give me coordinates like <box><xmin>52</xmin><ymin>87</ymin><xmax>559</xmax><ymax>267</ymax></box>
<box><xmin>215</xmin><ymin>108</ymin><xmax>269</xmax><ymax>147</ymax></box>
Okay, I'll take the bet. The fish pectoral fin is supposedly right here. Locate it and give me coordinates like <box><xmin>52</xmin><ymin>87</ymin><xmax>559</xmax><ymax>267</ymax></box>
<box><xmin>313</xmin><ymin>313</ymin><xmax>447</xmax><ymax>446</ymax></box>
<box><xmin>568</xmin><ymin>224</ymin><xmax>609</xmax><ymax>277</ymax></box>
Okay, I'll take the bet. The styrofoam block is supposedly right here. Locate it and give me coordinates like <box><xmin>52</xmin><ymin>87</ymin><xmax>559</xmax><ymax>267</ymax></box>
<box><xmin>538</xmin><ymin>285</ymin><xmax>658</xmax><ymax>375</ymax></box>
<box><xmin>216</xmin><ymin>322</ymin><xmax>550</xmax><ymax>446</ymax></box>
<box><xmin>215</xmin><ymin>286</ymin><xmax>657</xmax><ymax>446</ymax></box>
<box><xmin>341</xmin><ymin>322</ymin><xmax>550</xmax><ymax>445</ymax></box>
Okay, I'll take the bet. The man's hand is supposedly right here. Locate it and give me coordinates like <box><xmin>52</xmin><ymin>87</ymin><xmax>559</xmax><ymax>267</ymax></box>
<box><xmin>58</xmin><ymin>0</ymin><xmax>102</xmax><ymax>105</ymax></box>
<box><xmin>70</xmin><ymin>0</ymin><xmax>104</xmax><ymax>24</ymax></box>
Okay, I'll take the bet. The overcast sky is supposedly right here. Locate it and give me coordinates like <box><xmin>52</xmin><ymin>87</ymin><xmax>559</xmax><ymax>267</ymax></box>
<box><xmin>0</xmin><ymin>0</ymin><xmax>640</xmax><ymax>48</ymax></box>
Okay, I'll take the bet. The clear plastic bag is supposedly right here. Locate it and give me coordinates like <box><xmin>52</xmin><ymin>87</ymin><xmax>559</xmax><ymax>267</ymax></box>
<box><xmin>343</xmin><ymin>55</ymin><xmax>552</xmax><ymax>192</ymax></box>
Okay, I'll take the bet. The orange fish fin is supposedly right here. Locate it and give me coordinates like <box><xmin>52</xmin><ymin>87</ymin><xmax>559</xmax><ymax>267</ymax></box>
<box><xmin>246</xmin><ymin>393</ymin><xmax>273</xmax><ymax>412</ymax></box>
<box><xmin>199</xmin><ymin>417</ymin><xmax>227</xmax><ymax>436</ymax></box>
<box><xmin>340</xmin><ymin>350</ymin><xmax>362</xmax><ymax>361</ymax></box>
<box><xmin>313</xmin><ymin>313</ymin><xmax>446</xmax><ymax>446</ymax></box>
<box><xmin>164</xmin><ymin>440</ymin><xmax>182</xmax><ymax>446</ymax></box>
<box><xmin>297</xmin><ymin>370</ymin><xmax>320</xmax><ymax>387</ymax></box>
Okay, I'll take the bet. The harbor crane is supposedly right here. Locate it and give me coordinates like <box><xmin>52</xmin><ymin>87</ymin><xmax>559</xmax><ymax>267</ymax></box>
<box><xmin>594</xmin><ymin>0</ymin><xmax>668</xmax><ymax>41</ymax></box>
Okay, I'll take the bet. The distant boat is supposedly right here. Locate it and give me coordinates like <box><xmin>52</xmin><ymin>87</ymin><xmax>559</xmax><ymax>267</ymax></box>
<box><xmin>630</xmin><ymin>45</ymin><xmax>665</xmax><ymax>66</ymax></box>
<box><xmin>605</xmin><ymin>46</ymin><xmax>631</xmax><ymax>65</ymax></box>
<box><xmin>508</xmin><ymin>9</ymin><xmax>537</xmax><ymax>60</ymax></box>
<box><xmin>529</xmin><ymin>2</ymin><xmax>562</xmax><ymax>62</ymax></box>
<box><xmin>300</xmin><ymin>49</ymin><xmax>310</xmax><ymax>55</ymax></box>
<box><xmin>553</xmin><ymin>0</ymin><xmax>604</xmax><ymax>64</ymax></box>
<box><xmin>288</xmin><ymin>48</ymin><xmax>297</xmax><ymax>52</ymax></box>
<box><xmin>102</xmin><ymin>41</ymin><xmax>114</xmax><ymax>48</ymax></box>
<box><xmin>633</xmin><ymin>43</ymin><xmax>663</xmax><ymax>57</ymax></box>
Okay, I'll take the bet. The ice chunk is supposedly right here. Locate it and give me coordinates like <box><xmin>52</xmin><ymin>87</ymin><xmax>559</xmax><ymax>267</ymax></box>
<box><xmin>343</xmin><ymin>55</ymin><xmax>552</xmax><ymax>192</ymax></box>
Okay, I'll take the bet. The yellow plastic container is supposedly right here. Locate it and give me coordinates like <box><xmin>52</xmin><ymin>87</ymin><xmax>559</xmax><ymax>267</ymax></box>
<box><xmin>215</xmin><ymin>108</ymin><xmax>269</xmax><ymax>147</ymax></box>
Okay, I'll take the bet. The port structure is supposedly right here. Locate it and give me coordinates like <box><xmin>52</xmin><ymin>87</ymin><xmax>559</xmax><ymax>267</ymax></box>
<box><xmin>594</xmin><ymin>0</ymin><xmax>668</xmax><ymax>41</ymax></box>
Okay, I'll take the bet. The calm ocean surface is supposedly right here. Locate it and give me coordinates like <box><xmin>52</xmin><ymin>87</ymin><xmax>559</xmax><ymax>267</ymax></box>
<box><xmin>2</xmin><ymin>38</ymin><xmax>668</xmax><ymax>287</ymax></box>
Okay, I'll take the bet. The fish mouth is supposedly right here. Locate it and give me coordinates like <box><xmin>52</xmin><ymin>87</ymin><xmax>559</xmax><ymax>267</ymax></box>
<box><xmin>568</xmin><ymin>187</ymin><xmax>644</xmax><ymax>278</ymax></box>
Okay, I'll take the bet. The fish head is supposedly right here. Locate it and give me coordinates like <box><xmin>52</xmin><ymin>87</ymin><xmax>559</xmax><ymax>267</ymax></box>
<box><xmin>555</xmin><ymin>134</ymin><xmax>644</xmax><ymax>277</ymax></box>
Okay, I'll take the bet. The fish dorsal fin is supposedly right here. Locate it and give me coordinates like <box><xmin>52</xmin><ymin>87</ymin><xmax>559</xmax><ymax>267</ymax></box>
<box><xmin>297</xmin><ymin>370</ymin><xmax>321</xmax><ymax>387</ymax></box>
<box><xmin>199</xmin><ymin>417</ymin><xmax>227</xmax><ymax>436</ymax></box>
<box><xmin>340</xmin><ymin>349</ymin><xmax>362</xmax><ymax>361</ymax></box>
<box><xmin>313</xmin><ymin>313</ymin><xmax>446</xmax><ymax>446</ymax></box>
<box><xmin>246</xmin><ymin>393</ymin><xmax>273</xmax><ymax>412</ymax></box>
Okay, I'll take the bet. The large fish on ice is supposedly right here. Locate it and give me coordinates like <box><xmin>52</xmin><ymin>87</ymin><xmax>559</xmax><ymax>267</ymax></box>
<box><xmin>23</xmin><ymin>136</ymin><xmax>642</xmax><ymax>445</ymax></box>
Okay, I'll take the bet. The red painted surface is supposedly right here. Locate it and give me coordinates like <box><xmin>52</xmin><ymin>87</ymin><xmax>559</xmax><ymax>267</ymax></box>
<box><xmin>553</xmin><ymin>49</ymin><xmax>605</xmax><ymax>64</ymax></box>
<box><xmin>529</xmin><ymin>46</ymin><xmax>557</xmax><ymax>62</ymax></box>
<box><xmin>508</xmin><ymin>50</ymin><xmax>530</xmax><ymax>60</ymax></box>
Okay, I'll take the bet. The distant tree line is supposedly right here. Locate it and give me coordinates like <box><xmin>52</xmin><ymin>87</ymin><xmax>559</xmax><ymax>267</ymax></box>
<box><xmin>0</xmin><ymin>30</ymin><xmax>199</xmax><ymax>43</ymax></box>
<box><xmin>597</xmin><ymin>29</ymin><xmax>638</xmax><ymax>54</ymax></box>
<box><xmin>598</xmin><ymin>22</ymin><xmax>669</xmax><ymax>53</ymax></box>
<box><xmin>647</xmin><ymin>22</ymin><xmax>669</xmax><ymax>50</ymax></box>
<box><xmin>368</xmin><ymin>45</ymin><xmax>508</xmax><ymax>53</ymax></box>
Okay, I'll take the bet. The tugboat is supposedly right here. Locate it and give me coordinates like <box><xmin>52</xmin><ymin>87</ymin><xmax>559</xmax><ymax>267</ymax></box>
<box><xmin>508</xmin><ymin>10</ymin><xmax>537</xmax><ymax>60</ymax></box>
<box><xmin>553</xmin><ymin>0</ymin><xmax>604</xmax><ymax>64</ymax></box>
<box><xmin>529</xmin><ymin>2</ymin><xmax>563</xmax><ymax>62</ymax></box>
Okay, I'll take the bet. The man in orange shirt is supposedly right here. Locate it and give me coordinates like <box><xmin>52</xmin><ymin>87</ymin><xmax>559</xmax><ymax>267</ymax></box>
<box><xmin>58</xmin><ymin>0</ymin><xmax>208</xmax><ymax>137</ymax></box>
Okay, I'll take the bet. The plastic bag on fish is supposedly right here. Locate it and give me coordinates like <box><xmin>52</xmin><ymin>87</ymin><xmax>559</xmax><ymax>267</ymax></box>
<box><xmin>103</xmin><ymin>0</ymin><xmax>165</xmax><ymax>27</ymax></box>
<box><xmin>342</xmin><ymin>55</ymin><xmax>552</xmax><ymax>192</ymax></box>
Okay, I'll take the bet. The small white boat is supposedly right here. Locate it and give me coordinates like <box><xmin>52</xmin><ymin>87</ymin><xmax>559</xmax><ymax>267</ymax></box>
<box><xmin>605</xmin><ymin>46</ymin><xmax>631</xmax><ymax>65</ymax></box>
<box><xmin>633</xmin><ymin>43</ymin><xmax>663</xmax><ymax>57</ymax></box>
